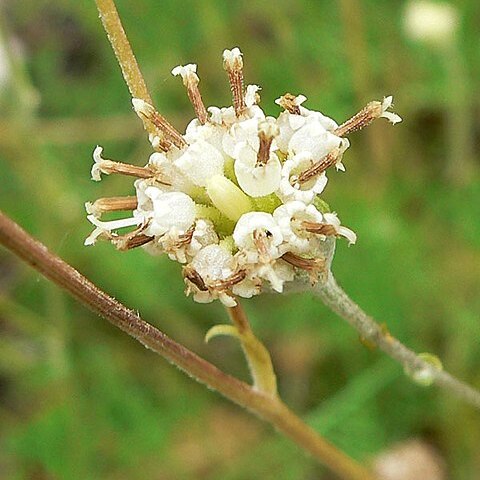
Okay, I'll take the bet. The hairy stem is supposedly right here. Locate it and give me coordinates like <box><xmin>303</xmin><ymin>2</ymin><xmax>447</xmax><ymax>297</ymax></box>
<box><xmin>95</xmin><ymin>0</ymin><xmax>151</xmax><ymax>103</ymax></box>
<box><xmin>95</xmin><ymin>0</ymin><xmax>156</xmax><ymax>136</ymax></box>
<box><xmin>0</xmin><ymin>210</ymin><xmax>376</xmax><ymax>480</ymax></box>
<box><xmin>314</xmin><ymin>274</ymin><xmax>480</xmax><ymax>409</ymax></box>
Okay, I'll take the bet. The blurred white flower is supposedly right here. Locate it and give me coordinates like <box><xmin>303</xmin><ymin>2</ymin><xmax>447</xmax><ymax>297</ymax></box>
<box><xmin>404</xmin><ymin>1</ymin><xmax>459</xmax><ymax>46</ymax></box>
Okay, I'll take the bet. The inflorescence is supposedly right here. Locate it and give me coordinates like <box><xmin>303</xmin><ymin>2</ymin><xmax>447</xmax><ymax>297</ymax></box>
<box><xmin>85</xmin><ymin>48</ymin><xmax>401</xmax><ymax>307</ymax></box>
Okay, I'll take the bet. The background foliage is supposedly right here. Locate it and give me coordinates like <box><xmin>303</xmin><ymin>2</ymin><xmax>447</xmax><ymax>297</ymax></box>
<box><xmin>0</xmin><ymin>0</ymin><xmax>479</xmax><ymax>478</ymax></box>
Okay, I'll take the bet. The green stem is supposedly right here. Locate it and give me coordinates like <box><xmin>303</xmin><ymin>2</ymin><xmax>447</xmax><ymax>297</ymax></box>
<box><xmin>226</xmin><ymin>303</ymin><xmax>278</xmax><ymax>396</ymax></box>
<box><xmin>95</xmin><ymin>0</ymin><xmax>152</xmax><ymax>103</ymax></box>
<box><xmin>95</xmin><ymin>0</ymin><xmax>156</xmax><ymax>136</ymax></box>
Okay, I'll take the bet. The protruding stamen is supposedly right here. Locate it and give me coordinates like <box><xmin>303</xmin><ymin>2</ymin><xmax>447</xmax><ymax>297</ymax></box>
<box><xmin>256</xmin><ymin>119</ymin><xmax>279</xmax><ymax>166</ymax></box>
<box><xmin>252</xmin><ymin>229</ymin><xmax>269</xmax><ymax>259</ymax></box>
<box><xmin>172</xmin><ymin>64</ymin><xmax>208</xmax><ymax>124</ymax></box>
<box><xmin>86</xmin><ymin>196</ymin><xmax>138</xmax><ymax>216</ymax></box>
<box><xmin>112</xmin><ymin>232</ymin><xmax>153</xmax><ymax>251</ymax></box>
<box><xmin>296</xmin><ymin>148</ymin><xmax>340</xmax><ymax>185</ymax></box>
<box><xmin>274</xmin><ymin>93</ymin><xmax>307</xmax><ymax>115</ymax></box>
<box><xmin>302</xmin><ymin>216</ymin><xmax>357</xmax><ymax>245</ymax></box>
<box><xmin>223</xmin><ymin>48</ymin><xmax>246</xmax><ymax>116</ymax></box>
<box><xmin>91</xmin><ymin>146</ymin><xmax>171</xmax><ymax>184</ymax></box>
<box><xmin>183</xmin><ymin>265</ymin><xmax>208</xmax><ymax>291</ymax></box>
<box><xmin>132</xmin><ymin>98</ymin><xmax>187</xmax><ymax>149</ymax></box>
<box><xmin>210</xmin><ymin>269</ymin><xmax>247</xmax><ymax>290</ymax></box>
<box><xmin>149</xmin><ymin>134</ymin><xmax>173</xmax><ymax>152</ymax></box>
<box><xmin>301</xmin><ymin>221</ymin><xmax>338</xmax><ymax>237</ymax></box>
<box><xmin>334</xmin><ymin>96</ymin><xmax>402</xmax><ymax>137</ymax></box>
<box><xmin>281</xmin><ymin>251</ymin><xmax>326</xmax><ymax>284</ymax></box>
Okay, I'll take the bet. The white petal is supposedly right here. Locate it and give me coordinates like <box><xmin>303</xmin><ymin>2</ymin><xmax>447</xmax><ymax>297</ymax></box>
<box><xmin>234</xmin><ymin>145</ymin><xmax>281</xmax><ymax>197</ymax></box>
<box><xmin>84</xmin><ymin>215</ymin><xmax>142</xmax><ymax>246</ymax></box>
<box><xmin>171</xmin><ymin>63</ymin><xmax>197</xmax><ymax>78</ymax></box>
<box><xmin>277</xmin><ymin>153</ymin><xmax>328</xmax><ymax>204</ymax></box>
<box><xmin>273</xmin><ymin>201</ymin><xmax>324</xmax><ymax>253</ymax></box>
<box><xmin>380</xmin><ymin>96</ymin><xmax>402</xmax><ymax>124</ymax></box>
<box><xmin>174</xmin><ymin>139</ymin><xmax>224</xmax><ymax>187</ymax></box>
<box><xmin>223</xmin><ymin>47</ymin><xmax>243</xmax><ymax>66</ymax></box>
<box><xmin>289</xmin><ymin>122</ymin><xmax>341</xmax><ymax>160</ymax></box>
<box><xmin>144</xmin><ymin>189</ymin><xmax>196</xmax><ymax>236</ymax></box>
<box><xmin>222</xmin><ymin>118</ymin><xmax>260</xmax><ymax>158</ymax></box>
<box><xmin>233</xmin><ymin>212</ymin><xmax>283</xmax><ymax>250</ymax></box>
<box><xmin>192</xmin><ymin>245</ymin><xmax>234</xmax><ymax>281</ymax></box>
<box><xmin>91</xmin><ymin>145</ymin><xmax>105</xmax><ymax>181</ymax></box>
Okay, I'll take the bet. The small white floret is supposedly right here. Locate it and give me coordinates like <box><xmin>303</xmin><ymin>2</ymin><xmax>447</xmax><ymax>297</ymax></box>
<box><xmin>143</xmin><ymin>188</ymin><xmax>196</xmax><ymax>237</ymax></box>
<box><xmin>233</xmin><ymin>212</ymin><xmax>283</xmax><ymax>256</ymax></box>
<box><xmin>273</xmin><ymin>201</ymin><xmax>324</xmax><ymax>253</ymax></box>
<box><xmin>289</xmin><ymin>120</ymin><xmax>342</xmax><ymax>160</ymax></box>
<box><xmin>234</xmin><ymin>145</ymin><xmax>282</xmax><ymax>197</ymax></box>
<box><xmin>277</xmin><ymin>152</ymin><xmax>328</xmax><ymax>204</ymax></box>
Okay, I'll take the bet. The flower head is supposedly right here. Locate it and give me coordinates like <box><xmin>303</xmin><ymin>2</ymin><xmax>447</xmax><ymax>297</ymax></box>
<box><xmin>85</xmin><ymin>48</ymin><xmax>401</xmax><ymax>305</ymax></box>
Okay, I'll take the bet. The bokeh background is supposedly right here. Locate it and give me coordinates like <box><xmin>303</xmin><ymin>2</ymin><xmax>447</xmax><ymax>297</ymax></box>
<box><xmin>0</xmin><ymin>1</ymin><xmax>479</xmax><ymax>479</ymax></box>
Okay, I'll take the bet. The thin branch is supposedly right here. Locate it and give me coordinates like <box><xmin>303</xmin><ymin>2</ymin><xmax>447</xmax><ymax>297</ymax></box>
<box><xmin>95</xmin><ymin>0</ymin><xmax>151</xmax><ymax>104</ymax></box>
<box><xmin>0</xmin><ymin>209</ymin><xmax>377</xmax><ymax>480</ymax></box>
<box><xmin>313</xmin><ymin>274</ymin><xmax>480</xmax><ymax>409</ymax></box>
<box><xmin>95</xmin><ymin>0</ymin><xmax>156</xmax><ymax>137</ymax></box>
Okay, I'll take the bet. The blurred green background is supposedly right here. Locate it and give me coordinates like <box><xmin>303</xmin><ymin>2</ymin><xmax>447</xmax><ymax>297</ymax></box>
<box><xmin>0</xmin><ymin>0</ymin><xmax>479</xmax><ymax>478</ymax></box>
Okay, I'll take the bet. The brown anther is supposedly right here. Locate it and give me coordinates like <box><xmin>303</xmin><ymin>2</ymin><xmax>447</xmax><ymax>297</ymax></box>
<box><xmin>281</xmin><ymin>251</ymin><xmax>326</xmax><ymax>284</ymax></box>
<box><xmin>297</xmin><ymin>148</ymin><xmax>340</xmax><ymax>185</ymax></box>
<box><xmin>113</xmin><ymin>234</ymin><xmax>153</xmax><ymax>251</ymax></box>
<box><xmin>256</xmin><ymin>120</ymin><xmax>279</xmax><ymax>166</ymax></box>
<box><xmin>252</xmin><ymin>229</ymin><xmax>272</xmax><ymax>262</ymax></box>
<box><xmin>210</xmin><ymin>269</ymin><xmax>247</xmax><ymax>290</ymax></box>
<box><xmin>175</xmin><ymin>226</ymin><xmax>195</xmax><ymax>247</ymax></box>
<box><xmin>183</xmin><ymin>266</ymin><xmax>208</xmax><ymax>291</ymax></box>
<box><xmin>301</xmin><ymin>221</ymin><xmax>338</xmax><ymax>237</ymax></box>
<box><xmin>109</xmin><ymin>222</ymin><xmax>153</xmax><ymax>251</ymax></box>
<box><xmin>334</xmin><ymin>101</ymin><xmax>383</xmax><ymax>137</ymax></box>
<box><xmin>88</xmin><ymin>196</ymin><xmax>138</xmax><ymax>215</ymax></box>
<box><xmin>151</xmin><ymin>134</ymin><xmax>174</xmax><ymax>152</ymax></box>
<box><xmin>277</xmin><ymin>93</ymin><xmax>301</xmax><ymax>115</ymax></box>
<box><xmin>223</xmin><ymin>50</ymin><xmax>246</xmax><ymax>116</ymax></box>
<box><xmin>133</xmin><ymin>99</ymin><xmax>187</xmax><ymax>149</ymax></box>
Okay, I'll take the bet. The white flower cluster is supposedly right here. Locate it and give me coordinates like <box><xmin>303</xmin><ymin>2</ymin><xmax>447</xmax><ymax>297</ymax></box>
<box><xmin>85</xmin><ymin>48</ymin><xmax>401</xmax><ymax>307</ymax></box>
